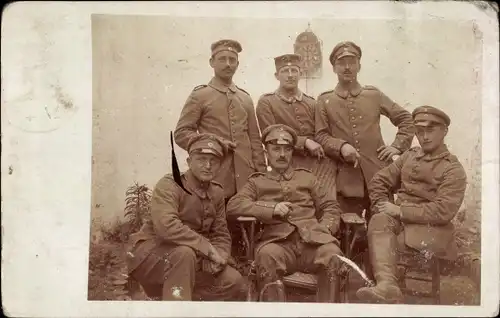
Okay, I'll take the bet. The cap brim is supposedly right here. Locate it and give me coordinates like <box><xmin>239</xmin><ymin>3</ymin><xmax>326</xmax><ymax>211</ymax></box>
<box><xmin>199</xmin><ymin>148</ymin><xmax>222</xmax><ymax>156</ymax></box>
<box><xmin>414</xmin><ymin>120</ymin><xmax>445</xmax><ymax>127</ymax></box>
<box><xmin>336</xmin><ymin>52</ymin><xmax>357</xmax><ymax>60</ymax></box>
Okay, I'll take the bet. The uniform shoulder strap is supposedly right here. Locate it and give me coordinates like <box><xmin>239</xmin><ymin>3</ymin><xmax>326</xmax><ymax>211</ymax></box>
<box><xmin>236</xmin><ymin>86</ymin><xmax>251</xmax><ymax>96</ymax></box>
<box><xmin>193</xmin><ymin>84</ymin><xmax>208</xmax><ymax>91</ymax></box>
<box><xmin>318</xmin><ymin>89</ymin><xmax>334</xmax><ymax>97</ymax></box>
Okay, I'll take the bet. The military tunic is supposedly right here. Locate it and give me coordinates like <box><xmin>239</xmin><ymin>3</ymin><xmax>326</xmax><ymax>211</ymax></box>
<box><xmin>126</xmin><ymin>170</ymin><xmax>245</xmax><ymax>301</ymax></box>
<box><xmin>226</xmin><ymin>167</ymin><xmax>343</xmax><ymax>301</ymax></box>
<box><xmin>174</xmin><ymin>77</ymin><xmax>267</xmax><ymax>198</ymax></box>
<box><xmin>368</xmin><ymin>145</ymin><xmax>467</xmax><ymax>260</ymax></box>
<box><xmin>256</xmin><ymin>90</ymin><xmax>339</xmax><ymax>195</ymax></box>
<box><xmin>315</xmin><ymin>83</ymin><xmax>415</xmax><ymax>199</ymax></box>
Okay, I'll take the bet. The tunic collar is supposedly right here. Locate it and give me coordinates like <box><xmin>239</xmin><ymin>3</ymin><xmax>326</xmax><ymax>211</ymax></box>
<box><xmin>184</xmin><ymin>170</ymin><xmax>212</xmax><ymax>199</ymax></box>
<box><xmin>334</xmin><ymin>82</ymin><xmax>363</xmax><ymax>99</ymax></box>
<box><xmin>208</xmin><ymin>77</ymin><xmax>237</xmax><ymax>94</ymax></box>
<box><xmin>266</xmin><ymin>166</ymin><xmax>295</xmax><ymax>181</ymax></box>
<box><xmin>275</xmin><ymin>89</ymin><xmax>303</xmax><ymax>103</ymax></box>
<box><xmin>415</xmin><ymin>144</ymin><xmax>450</xmax><ymax>161</ymax></box>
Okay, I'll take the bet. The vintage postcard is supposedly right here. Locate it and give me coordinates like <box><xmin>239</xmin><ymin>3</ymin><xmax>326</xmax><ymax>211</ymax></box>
<box><xmin>2</xmin><ymin>1</ymin><xmax>499</xmax><ymax>317</ymax></box>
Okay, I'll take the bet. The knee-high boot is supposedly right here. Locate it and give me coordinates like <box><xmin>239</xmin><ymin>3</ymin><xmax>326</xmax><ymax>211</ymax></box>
<box><xmin>356</xmin><ymin>229</ymin><xmax>403</xmax><ymax>303</ymax></box>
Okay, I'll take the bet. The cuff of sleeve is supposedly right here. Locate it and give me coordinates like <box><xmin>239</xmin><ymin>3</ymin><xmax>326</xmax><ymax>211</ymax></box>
<box><xmin>391</xmin><ymin>139</ymin><xmax>408</xmax><ymax>152</ymax></box>
<box><xmin>296</xmin><ymin>136</ymin><xmax>308</xmax><ymax>151</ymax></box>
<box><xmin>197</xmin><ymin>238</ymin><xmax>214</xmax><ymax>258</ymax></box>
<box><xmin>254</xmin><ymin>201</ymin><xmax>277</xmax><ymax>222</ymax></box>
<box><xmin>336</xmin><ymin>141</ymin><xmax>349</xmax><ymax>162</ymax></box>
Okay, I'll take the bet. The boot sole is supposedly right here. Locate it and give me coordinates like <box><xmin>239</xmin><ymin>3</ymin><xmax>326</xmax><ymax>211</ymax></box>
<box><xmin>356</xmin><ymin>288</ymin><xmax>386</xmax><ymax>304</ymax></box>
<box><xmin>356</xmin><ymin>288</ymin><xmax>403</xmax><ymax>304</ymax></box>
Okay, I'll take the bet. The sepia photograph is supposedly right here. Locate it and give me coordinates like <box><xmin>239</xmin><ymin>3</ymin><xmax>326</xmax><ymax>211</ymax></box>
<box><xmin>1</xmin><ymin>1</ymin><xmax>498</xmax><ymax>317</ymax></box>
<box><xmin>90</xmin><ymin>11</ymin><xmax>483</xmax><ymax>305</ymax></box>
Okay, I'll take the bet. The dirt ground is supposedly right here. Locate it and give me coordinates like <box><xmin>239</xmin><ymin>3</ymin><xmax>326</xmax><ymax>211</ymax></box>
<box><xmin>285</xmin><ymin>272</ymin><xmax>480</xmax><ymax>305</ymax></box>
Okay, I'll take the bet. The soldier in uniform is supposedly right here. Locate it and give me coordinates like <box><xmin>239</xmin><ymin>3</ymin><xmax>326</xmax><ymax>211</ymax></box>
<box><xmin>174</xmin><ymin>39</ymin><xmax>266</xmax><ymax>200</ymax></box>
<box><xmin>356</xmin><ymin>106</ymin><xmax>467</xmax><ymax>303</ymax></box>
<box><xmin>174</xmin><ymin>39</ymin><xmax>267</xmax><ymax>257</ymax></box>
<box><xmin>126</xmin><ymin>133</ymin><xmax>246</xmax><ymax>301</ymax></box>
<box><xmin>256</xmin><ymin>54</ymin><xmax>338</xmax><ymax>196</ymax></box>
<box><xmin>256</xmin><ymin>53</ymin><xmax>325</xmax><ymax>170</ymax></box>
<box><xmin>315</xmin><ymin>41</ymin><xmax>415</xmax><ymax>221</ymax></box>
<box><xmin>226</xmin><ymin>124</ymin><xmax>343</xmax><ymax>302</ymax></box>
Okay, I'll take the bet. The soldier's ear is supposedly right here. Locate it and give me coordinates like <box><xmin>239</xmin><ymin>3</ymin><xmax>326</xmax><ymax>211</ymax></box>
<box><xmin>186</xmin><ymin>156</ymin><xmax>192</xmax><ymax>166</ymax></box>
<box><xmin>209</xmin><ymin>57</ymin><xmax>215</xmax><ymax>68</ymax></box>
<box><xmin>444</xmin><ymin>126</ymin><xmax>449</xmax><ymax>136</ymax></box>
<box><xmin>358</xmin><ymin>62</ymin><xmax>362</xmax><ymax>72</ymax></box>
<box><xmin>332</xmin><ymin>65</ymin><xmax>338</xmax><ymax>74</ymax></box>
<box><xmin>274</xmin><ymin>72</ymin><xmax>279</xmax><ymax>80</ymax></box>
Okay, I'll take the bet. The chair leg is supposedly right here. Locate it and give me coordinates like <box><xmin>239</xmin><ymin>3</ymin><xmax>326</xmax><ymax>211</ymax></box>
<box><xmin>397</xmin><ymin>265</ymin><xmax>407</xmax><ymax>290</ymax></box>
<box><xmin>431</xmin><ymin>259</ymin><xmax>441</xmax><ymax>304</ymax></box>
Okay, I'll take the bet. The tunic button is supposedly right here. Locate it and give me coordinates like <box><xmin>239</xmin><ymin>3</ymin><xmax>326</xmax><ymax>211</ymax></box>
<box><xmin>354</xmin><ymin>132</ymin><xmax>359</xmax><ymax>135</ymax></box>
<box><xmin>355</xmin><ymin>140</ymin><xmax>359</xmax><ymax>144</ymax></box>
<box><xmin>236</xmin><ymin>174</ymin><xmax>239</xmax><ymax>178</ymax></box>
<box><xmin>350</xmin><ymin>108</ymin><xmax>354</xmax><ymax>112</ymax></box>
<box><xmin>351</xmin><ymin>117</ymin><xmax>355</xmax><ymax>120</ymax></box>
<box><xmin>352</xmin><ymin>124</ymin><xmax>357</xmax><ymax>128</ymax></box>
<box><xmin>359</xmin><ymin>116</ymin><xmax>363</xmax><ymax>119</ymax></box>
<box><xmin>356</xmin><ymin>148</ymin><xmax>360</xmax><ymax>151</ymax></box>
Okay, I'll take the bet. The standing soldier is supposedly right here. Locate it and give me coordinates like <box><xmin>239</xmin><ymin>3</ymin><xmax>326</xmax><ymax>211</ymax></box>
<box><xmin>174</xmin><ymin>39</ymin><xmax>267</xmax><ymax>200</ymax></box>
<box><xmin>356</xmin><ymin>106</ymin><xmax>467</xmax><ymax>303</ymax></box>
<box><xmin>315</xmin><ymin>41</ymin><xmax>415</xmax><ymax>220</ymax></box>
<box><xmin>227</xmin><ymin>124</ymin><xmax>343</xmax><ymax>303</ymax></box>
<box><xmin>174</xmin><ymin>39</ymin><xmax>267</xmax><ymax>256</ymax></box>
<box><xmin>256</xmin><ymin>54</ymin><xmax>337</xmax><ymax>195</ymax></box>
<box><xmin>126</xmin><ymin>133</ymin><xmax>246</xmax><ymax>301</ymax></box>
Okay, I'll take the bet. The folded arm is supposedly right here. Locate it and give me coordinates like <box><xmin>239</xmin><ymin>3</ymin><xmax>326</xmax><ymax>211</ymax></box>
<box><xmin>226</xmin><ymin>179</ymin><xmax>276</xmax><ymax>224</ymax></box>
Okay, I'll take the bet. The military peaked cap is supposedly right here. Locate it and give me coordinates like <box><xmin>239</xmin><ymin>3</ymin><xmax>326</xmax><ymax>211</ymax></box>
<box><xmin>187</xmin><ymin>133</ymin><xmax>228</xmax><ymax>158</ymax></box>
<box><xmin>261</xmin><ymin>124</ymin><xmax>298</xmax><ymax>146</ymax></box>
<box><xmin>211</xmin><ymin>39</ymin><xmax>242</xmax><ymax>57</ymax></box>
<box><xmin>412</xmin><ymin>105</ymin><xmax>451</xmax><ymax>127</ymax></box>
<box><xmin>329</xmin><ymin>41</ymin><xmax>362</xmax><ymax>65</ymax></box>
<box><xmin>274</xmin><ymin>53</ymin><xmax>302</xmax><ymax>71</ymax></box>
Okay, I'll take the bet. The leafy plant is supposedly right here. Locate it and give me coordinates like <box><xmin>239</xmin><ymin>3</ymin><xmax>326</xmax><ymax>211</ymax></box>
<box><xmin>123</xmin><ymin>182</ymin><xmax>152</xmax><ymax>239</ymax></box>
<box><xmin>87</xmin><ymin>240</ymin><xmax>131</xmax><ymax>300</ymax></box>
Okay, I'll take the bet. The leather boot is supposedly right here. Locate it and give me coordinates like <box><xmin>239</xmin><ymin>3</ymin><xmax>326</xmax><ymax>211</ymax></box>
<box><xmin>316</xmin><ymin>268</ymin><xmax>339</xmax><ymax>303</ymax></box>
<box><xmin>356</xmin><ymin>229</ymin><xmax>403</xmax><ymax>304</ymax></box>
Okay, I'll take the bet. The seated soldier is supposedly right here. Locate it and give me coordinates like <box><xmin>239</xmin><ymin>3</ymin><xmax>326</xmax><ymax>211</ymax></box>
<box><xmin>126</xmin><ymin>133</ymin><xmax>246</xmax><ymax>301</ymax></box>
<box><xmin>226</xmin><ymin>124</ymin><xmax>343</xmax><ymax>302</ymax></box>
<box><xmin>356</xmin><ymin>106</ymin><xmax>467</xmax><ymax>303</ymax></box>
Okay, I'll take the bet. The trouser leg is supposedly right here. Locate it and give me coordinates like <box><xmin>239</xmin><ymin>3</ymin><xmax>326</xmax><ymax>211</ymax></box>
<box><xmin>130</xmin><ymin>245</ymin><xmax>196</xmax><ymax>301</ymax></box>
<box><xmin>356</xmin><ymin>213</ymin><xmax>404</xmax><ymax>303</ymax></box>
<box><xmin>301</xmin><ymin>242</ymin><xmax>343</xmax><ymax>303</ymax></box>
<box><xmin>255</xmin><ymin>242</ymin><xmax>296</xmax><ymax>302</ymax></box>
<box><xmin>194</xmin><ymin>265</ymin><xmax>247</xmax><ymax>301</ymax></box>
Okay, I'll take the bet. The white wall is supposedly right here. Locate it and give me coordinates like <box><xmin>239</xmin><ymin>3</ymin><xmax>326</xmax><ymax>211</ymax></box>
<box><xmin>91</xmin><ymin>15</ymin><xmax>482</xmax><ymax>225</ymax></box>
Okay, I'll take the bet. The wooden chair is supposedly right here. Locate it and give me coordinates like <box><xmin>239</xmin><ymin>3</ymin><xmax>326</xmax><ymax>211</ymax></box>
<box><xmin>396</xmin><ymin>249</ymin><xmax>442</xmax><ymax>304</ymax></box>
<box><xmin>237</xmin><ymin>213</ymin><xmax>368</xmax><ymax>303</ymax></box>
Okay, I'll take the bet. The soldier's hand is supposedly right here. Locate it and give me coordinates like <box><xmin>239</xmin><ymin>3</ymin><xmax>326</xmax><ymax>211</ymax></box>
<box><xmin>273</xmin><ymin>202</ymin><xmax>293</xmax><ymax>219</ymax></box>
<box><xmin>340</xmin><ymin>143</ymin><xmax>360</xmax><ymax>166</ymax></box>
<box><xmin>221</xmin><ymin>138</ymin><xmax>237</xmax><ymax>150</ymax></box>
<box><xmin>202</xmin><ymin>259</ymin><xmax>225</xmax><ymax>275</ymax></box>
<box><xmin>377</xmin><ymin>145</ymin><xmax>401</xmax><ymax>162</ymax></box>
<box><xmin>377</xmin><ymin>201</ymin><xmax>401</xmax><ymax>218</ymax></box>
<box><xmin>207</xmin><ymin>245</ymin><xmax>227</xmax><ymax>265</ymax></box>
<box><xmin>305</xmin><ymin>139</ymin><xmax>325</xmax><ymax>160</ymax></box>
